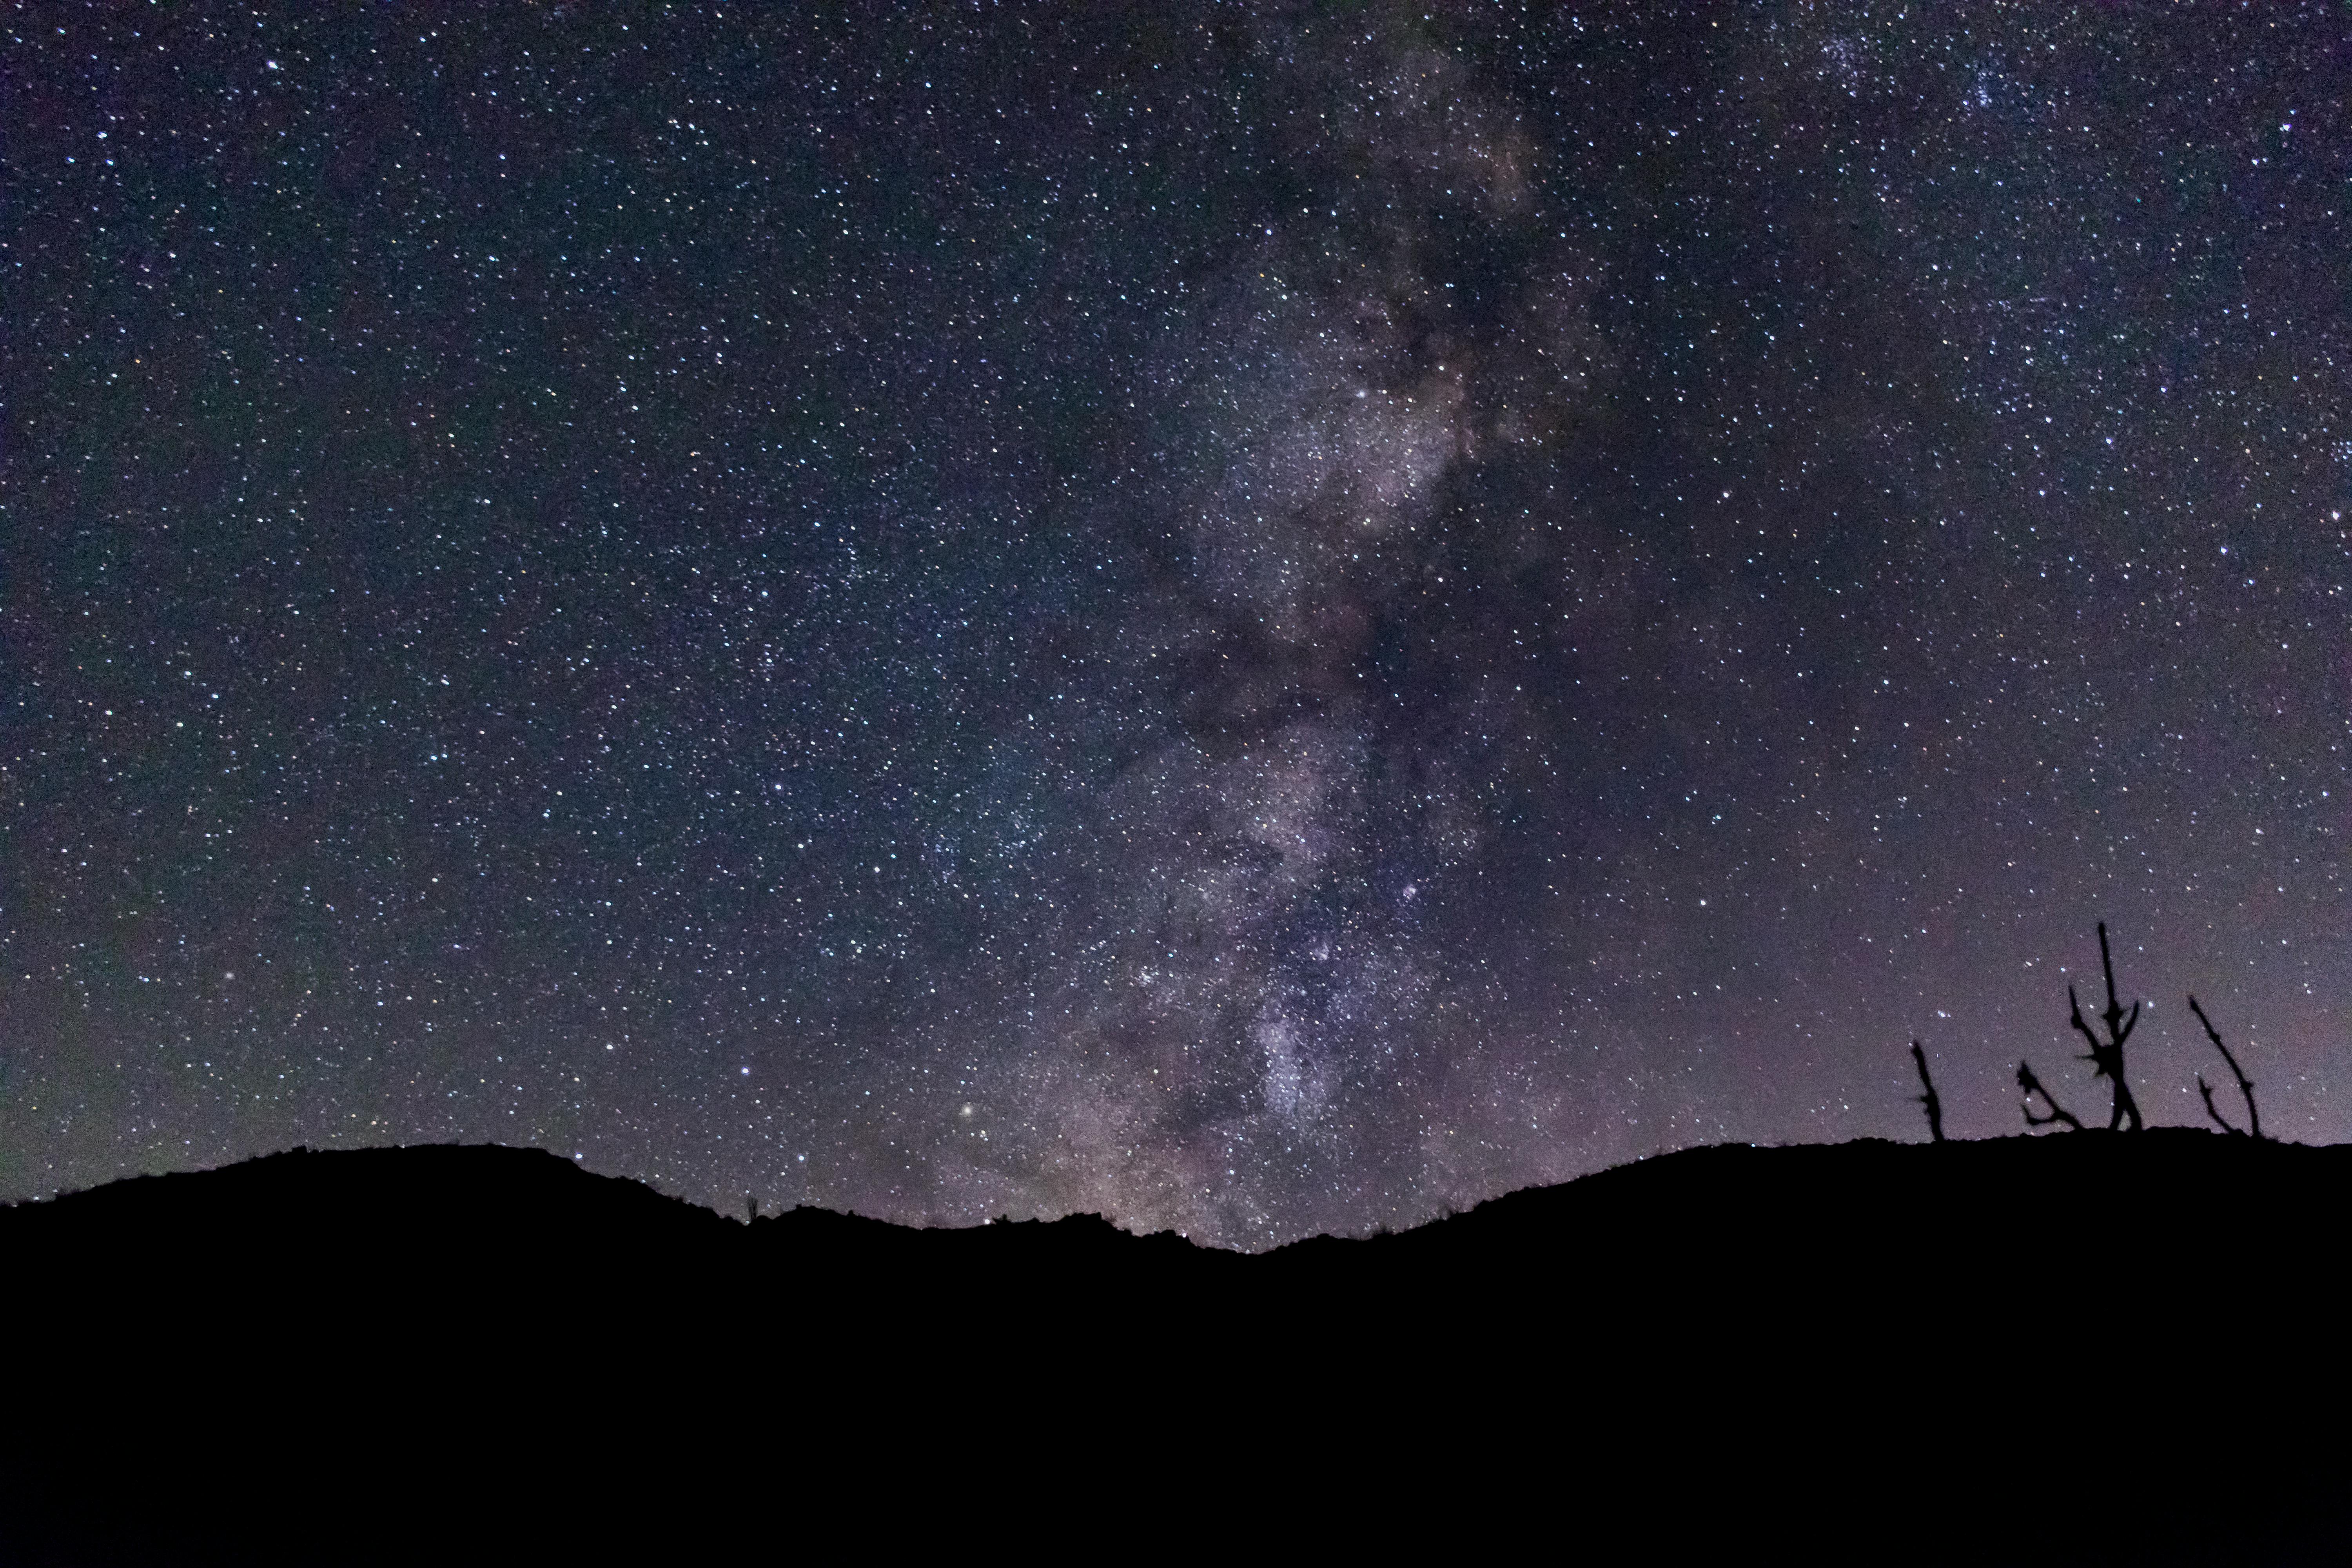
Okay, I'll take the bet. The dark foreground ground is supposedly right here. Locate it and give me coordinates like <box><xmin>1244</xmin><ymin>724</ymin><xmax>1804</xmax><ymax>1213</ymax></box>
<box><xmin>7</xmin><ymin>1130</ymin><xmax>2348</xmax><ymax>1562</ymax></box>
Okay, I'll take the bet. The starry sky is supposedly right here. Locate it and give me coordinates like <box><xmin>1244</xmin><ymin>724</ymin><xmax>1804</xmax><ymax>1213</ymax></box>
<box><xmin>7</xmin><ymin>1</ymin><xmax>2349</xmax><ymax>1246</ymax></box>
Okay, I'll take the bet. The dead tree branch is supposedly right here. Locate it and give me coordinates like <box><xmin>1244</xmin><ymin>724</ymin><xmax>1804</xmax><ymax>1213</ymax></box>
<box><xmin>2017</xmin><ymin>1061</ymin><xmax>2084</xmax><ymax>1132</ymax></box>
<box><xmin>2187</xmin><ymin>993</ymin><xmax>2261</xmax><ymax>1140</ymax></box>
<box><xmin>2196</xmin><ymin>1076</ymin><xmax>2235</xmax><ymax>1135</ymax></box>
<box><xmin>1910</xmin><ymin>1040</ymin><xmax>1946</xmax><ymax>1143</ymax></box>
<box><xmin>2065</xmin><ymin>922</ymin><xmax>2145</xmax><ymax>1131</ymax></box>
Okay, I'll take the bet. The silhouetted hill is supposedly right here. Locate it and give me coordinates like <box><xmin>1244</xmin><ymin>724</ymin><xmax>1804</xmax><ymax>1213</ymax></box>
<box><xmin>11</xmin><ymin>1129</ymin><xmax>2347</xmax><ymax>1326</ymax></box>
<box><xmin>8</xmin><ymin>1132</ymin><xmax>2349</xmax><ymax>1563</ymax></box>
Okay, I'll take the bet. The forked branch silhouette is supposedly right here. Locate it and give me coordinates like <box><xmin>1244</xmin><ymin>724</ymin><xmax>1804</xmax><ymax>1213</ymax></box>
<box><xmin>2062</xmin><ymin>921</ymin><xmax>2145</xmax><ymax>1132</ymax></box>
<box><xmin>2187</xmin><ymin>994</ymin><xmax>2263</xmax><ymax>1140</ymax></box>
<box><xmin>2016</xmin><ymin>1061</ymin><xmax>2085</xmax><ymax>1132</ymax></box>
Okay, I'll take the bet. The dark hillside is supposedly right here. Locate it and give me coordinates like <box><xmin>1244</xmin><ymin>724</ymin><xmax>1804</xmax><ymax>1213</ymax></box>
<box><xmin>7</xmin><ymin>1133</ymin><xmax>2349</xmax><ymax>1562</ymax></box>
<box><xmin>14</xmin><ymin>1130</ymin><xmax>2342</xmax><ymax>1335</ymax></box>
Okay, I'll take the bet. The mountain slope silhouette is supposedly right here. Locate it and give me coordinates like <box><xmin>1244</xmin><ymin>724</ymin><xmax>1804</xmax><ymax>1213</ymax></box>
<box><xmin>7</xmin><ymin>1132</ymin><xmax>2347</xmax><ymax>1563</ymax></box>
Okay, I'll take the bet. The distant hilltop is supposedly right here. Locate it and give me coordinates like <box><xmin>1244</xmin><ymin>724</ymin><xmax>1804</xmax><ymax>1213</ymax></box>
<box><xmin>8</xmin><ymin>1131</ymin><xmax>2349</xmax><ymax>1564</ymax></box>
<box><xmin>10</xmin><ymin>1127</ymin><xmax>2350</xmax><ymax>1294</ymax></box>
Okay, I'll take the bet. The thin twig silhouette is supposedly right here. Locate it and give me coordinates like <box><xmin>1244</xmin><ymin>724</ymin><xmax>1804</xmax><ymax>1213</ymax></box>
<box><xmin>2017</xmin><ymin>1061</ymin><xmax>2084</xmax><ymax>1132</ymax></box>
<box><xmin>1910</xmin><ymin>1040</ymin><xmax>1945</xmax><ymax>1143</ymax></box>
<box><xmin>2065</xmin><ymin>922</ymin><xmax>2145</xmax><ymax>1132</ymax></box>
<box><xmin>2186</xmin><ymin>994</ymin><xmax>2262</xmax><ymax>1140</ymax></box>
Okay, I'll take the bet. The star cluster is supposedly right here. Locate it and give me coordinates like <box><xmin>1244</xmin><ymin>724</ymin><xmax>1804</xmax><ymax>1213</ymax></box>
<box><xmin>7</xmin><ymin>2</ymin><xmax>2349</xmax><ymax>1245</ymax></box>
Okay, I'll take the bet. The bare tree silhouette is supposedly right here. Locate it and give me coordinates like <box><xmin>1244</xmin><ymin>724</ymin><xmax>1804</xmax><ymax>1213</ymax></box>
<box><xmin>2186</xmin><ymin>994</ymin><xmax>2263</xmax><ymax>1140</ymax></box>
<box><xmin>2017</xmin><ymin>1061</ymin><xmax>2085</xmax><ymax>1132</ymax></box>
<box><xmin>1892</xmin><ymin>929</ymin><xmax>2275</xmax><ymax>1140</ymax></box>
<box><xmin>1909</xmin><ymin>1040</ymin><xmax>1945</xmax><ymax>1143</ymax></box>
<box><xmin>2065</xmin><ymin>922</ymin><xmax>2145</xmax><ymax>1132</ymax></box>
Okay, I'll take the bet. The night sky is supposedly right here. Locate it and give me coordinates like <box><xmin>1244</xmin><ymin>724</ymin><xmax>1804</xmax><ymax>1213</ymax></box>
<box><xmin>8</xmin><ymin>2</ymin><xmax>2350</xmax><ymax>1247</ymax></box>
